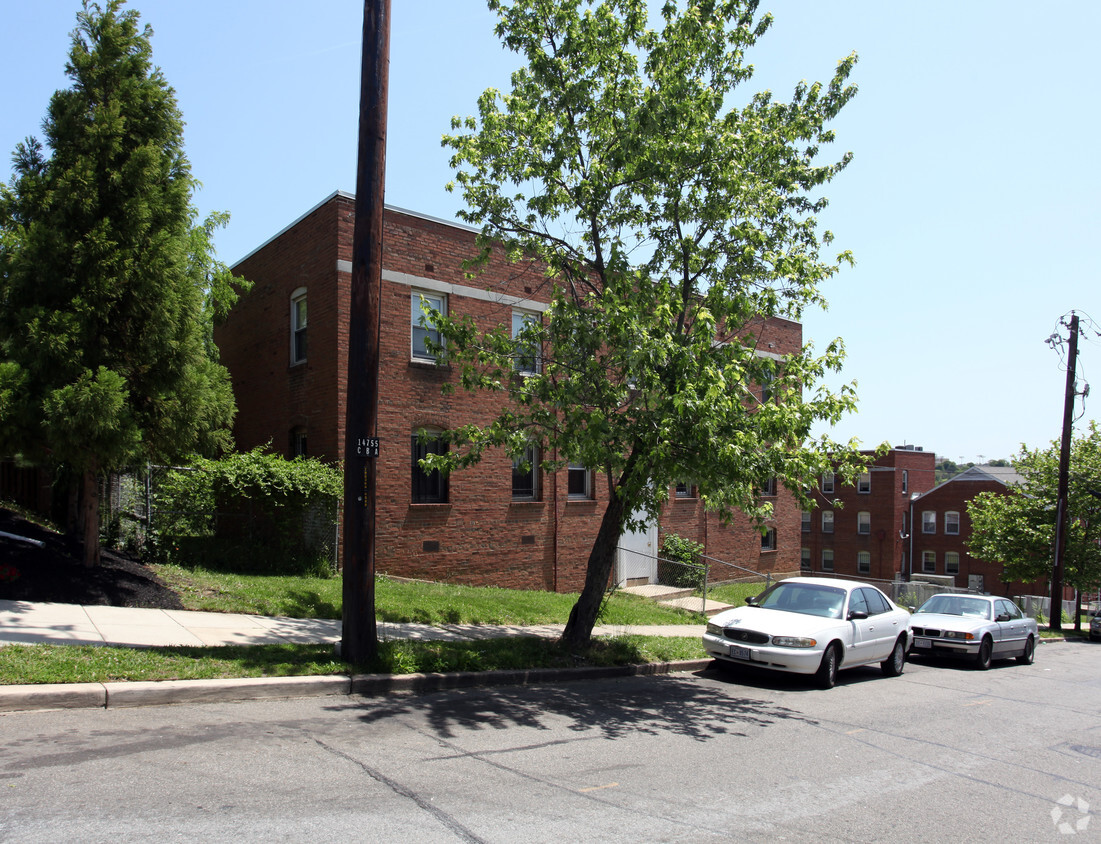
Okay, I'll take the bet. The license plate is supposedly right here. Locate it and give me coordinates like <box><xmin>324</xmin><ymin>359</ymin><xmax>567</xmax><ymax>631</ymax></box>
<box><xmin>729</xmin><ymin>645</ymin><xmax>753</xmax><ymax>661</ymax></box>
<box><xmin>915</xmin><ymin>637</ymin><xmax>930</xmax><ymax>648</ymax></box>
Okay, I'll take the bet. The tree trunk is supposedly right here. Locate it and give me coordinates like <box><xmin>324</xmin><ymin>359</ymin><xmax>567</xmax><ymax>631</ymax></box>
<box><xmin>560</xmin><ymin>492</ymin><xmax>627</xmax><ymax>650</ymax></box>
<box><xmin>81</xmin><ymin>469</ymin><xmax>101</xmax><ymax>568</ymax></box>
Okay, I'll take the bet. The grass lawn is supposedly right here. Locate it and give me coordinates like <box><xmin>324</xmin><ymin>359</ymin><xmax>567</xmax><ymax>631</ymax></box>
<box><xmin>150</xmin><ymin>564</ymin><xmax>702</xmax><ymax>626</ymax></box>
<box><xmin>0</xmin><ymin>635</ymin><xmax>708</xmax><ymax>686</ymax></box>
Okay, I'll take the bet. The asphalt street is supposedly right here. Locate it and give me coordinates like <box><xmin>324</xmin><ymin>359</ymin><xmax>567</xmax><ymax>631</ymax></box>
<box><xmin>2</xmin><ymin>640</ymin><xmax>1098</xmax><ymax>842</ymax></box>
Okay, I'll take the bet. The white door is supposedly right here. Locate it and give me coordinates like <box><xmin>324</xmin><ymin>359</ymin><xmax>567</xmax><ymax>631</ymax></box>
<box><xmin>617</xmin><ymin>511</ymin><xmax>658</xmax><ymax>585</ymax></box>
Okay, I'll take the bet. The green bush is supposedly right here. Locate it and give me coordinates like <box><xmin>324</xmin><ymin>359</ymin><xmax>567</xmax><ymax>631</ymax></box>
<box><xmin>149</xmin><ymin>447</ymin><xmax>341</xmax><ymax>576</ymax></box>
<box><xmin>659</xmin><ymin>533</ymin><xmax>705</xmax><ymax>589</ymax></box>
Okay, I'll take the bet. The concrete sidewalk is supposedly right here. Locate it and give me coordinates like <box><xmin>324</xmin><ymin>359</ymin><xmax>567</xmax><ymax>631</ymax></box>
<box><xmin>0</xmin><ymin>598</ymin><xmax>705</xmax><ymax>648</ymax></box>
<box><xmin>0</xmin><ymin>599</ymin><xmax>710</xmax><ymax>713</ymax></box>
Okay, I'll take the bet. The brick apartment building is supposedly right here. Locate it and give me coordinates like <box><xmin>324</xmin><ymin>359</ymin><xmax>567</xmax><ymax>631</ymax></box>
<box><xmin>800</xmin><ymin>446</ymin><xmax>937</xmax><ymax>582</ymax></box>
<box><xmin>214</xmin><ymin>191</ymin><xmax>803</xmax><ymax>592</ymax></box>
<box><xmin>909</xmin><ymin>464</ymin><xmax>1046</xmax><ymax>597</ymax></box>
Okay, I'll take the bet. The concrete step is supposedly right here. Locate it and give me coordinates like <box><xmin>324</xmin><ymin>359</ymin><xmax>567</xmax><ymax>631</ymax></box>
<box><xmin>620</xmin><ymin>584</ymin><xmax>694</xmax><ymax>601</ymax></box>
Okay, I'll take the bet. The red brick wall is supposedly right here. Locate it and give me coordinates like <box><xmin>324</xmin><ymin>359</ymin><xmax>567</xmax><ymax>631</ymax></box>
<box><xmin>217</xmin><ymin>194</ymin><xmax>808</xmax><ymax>592</ymax></box>
<box><xmin>911</xmin><ymin>479</ymin><xmax>1046</xmax><ymax>597</ymax></box>
<box><xmin>802</xmin><ymin>449</ymin><xmax>937</xmax><ymax>582</ymax></box>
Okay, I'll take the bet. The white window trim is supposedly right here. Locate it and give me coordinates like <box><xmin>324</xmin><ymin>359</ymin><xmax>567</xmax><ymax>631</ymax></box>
<box><xmin>821</xmin><ymin>549</ymin><xmax>835</xmax><ymax>571</ymax></box>
<box><xmin>857</xmin><ymin>472</ymin><xmax>871</xmax><ymax>494</ymax></box>
<box><xmin>857</xmin><ymin>551</ymin><xmax>871</xmax><ymax>574</ymax></box>
<box><xmin>290</xmin><ymin>287</ymin><xmax>307</xmax><ymax>365</ymax></box>
<box><xmin>857</xmin><ymin>511</ymin><xmax>871</xmax><ymax>535</ymax></box>
<box><xmin>567</xmin><ymin>462</ymin><xmax>592</xmax><ymax>500</ymax></box>
<box><xmin>821</xmin><ymin>472</ymin><xmax>835</xmax><ymax>494</ymax></box>
<box><xmin>512</xmin><ymin>444</ymin><xmax>541</xmax><ymax>501</ymax></box>
<box><xmin>822</xmin><ymin>511</ymin><xmax>834</xmax><ymax>533</ymax></box>
<box><xmin>922</xmin><ymin>511</ymin><xmax>936</xmax><ymax>534</ymax></box>
<box><xmin>411</xmin><ymin>290</ymin><xmax>446</xmax><ymax>362</ymax></box>
<box><xmin>945</xmin><ymin>511</ymin><xmax>960</xmax><ymax>535</ymax></box>
<box><xmin>512</xmin><ymin>309</ymin><xmax>541</xmax><ymax>375</ymax></box>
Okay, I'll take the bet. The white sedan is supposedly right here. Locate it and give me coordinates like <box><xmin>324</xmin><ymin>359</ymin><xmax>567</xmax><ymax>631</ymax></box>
<box><xmin>703</xmin><ymin>577</ymin><xmax>912</xmax><ymax>689</ymax></box>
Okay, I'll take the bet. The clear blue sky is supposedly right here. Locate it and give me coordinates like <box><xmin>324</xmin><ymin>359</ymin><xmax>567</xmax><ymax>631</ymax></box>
<box><xmin>4</xmin><ymin>1</ymin><xmax>1098</xmax><ymax>464</ymax></box>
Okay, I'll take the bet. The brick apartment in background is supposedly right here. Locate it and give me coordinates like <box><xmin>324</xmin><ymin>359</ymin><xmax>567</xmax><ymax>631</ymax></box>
<box><xmin>909</xmin><ymin>464</ymin><xmax>1046</xmax><ymax>598</ymax></box>
<box><xmin>214</xmin><ymin>191</ymin><xmax>803</xmax><ymax>592</ymax></box>
<box><xmin>800</xmin><ymin>446</ymin><xmax>937</xmax><ymax>582</ymax></box>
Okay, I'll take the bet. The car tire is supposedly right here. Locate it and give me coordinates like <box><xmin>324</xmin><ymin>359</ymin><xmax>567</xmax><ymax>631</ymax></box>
<box><xmin>881</xmin><ymin>636</ymin><xmax>906</xmax><ymax>677</ymax></box>
<box><xmin>815</xmin><ymin>643</ymin><xmax>839</xmax><ymax>689</ymax></box>
<box><xmin>1016</xmin><ymin>635</ymin><xmax>1035</xmax><ymax>665</ymax></box>
<box><xmin>975</xmin><ymin>636</ymin><xmax>993</xmax><ymax>670</ymax></box>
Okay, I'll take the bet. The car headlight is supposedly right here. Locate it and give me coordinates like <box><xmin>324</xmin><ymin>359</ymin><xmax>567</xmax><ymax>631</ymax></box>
<box><xmin>771</xmin><ymin>636</ymin><xmax>817</xmax><ymax>648</ymax></box>
<box><xmin>943</xmin><ymin>631</ymin><xmax>975</xmax><ymax>640</ymax></box>
<box><xmin>706</xmin><ymin>622</ymin><xmax>723</xmax><ymax>636</ymax></box>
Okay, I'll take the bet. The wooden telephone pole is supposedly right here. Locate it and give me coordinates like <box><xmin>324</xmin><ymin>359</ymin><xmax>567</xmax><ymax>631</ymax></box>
<box><xmin>1050</xmin><ymin>312</ymin><xmax>1079</xmax><ymax>633</ymax></box>
<box><xmin>342</xmin><ymin>0</ymin><xmax>391</xmax><ymax>663</ymax></box>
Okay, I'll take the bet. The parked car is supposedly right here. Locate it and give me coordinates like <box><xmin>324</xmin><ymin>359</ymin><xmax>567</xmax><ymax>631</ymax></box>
<box><xmin>703</xmin><ymin>577</ymin><xmax>912</xmax><ymax>689</ymax></box>
<box><xmin>909</xmin><ymin>593</ymin><xmax>1037</xmax><ymax>669</ymax></box>
<box><xmin>1089</xmin><ymin>610</ymin><xmax>1100</xmax><ymax>642</ymax></box>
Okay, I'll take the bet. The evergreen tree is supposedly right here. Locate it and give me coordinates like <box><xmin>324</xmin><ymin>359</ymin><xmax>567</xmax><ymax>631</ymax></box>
<box><xmin>0</xmin><ymin>0</ymin><xmax>247</xmax><ymax>565</ymax></box>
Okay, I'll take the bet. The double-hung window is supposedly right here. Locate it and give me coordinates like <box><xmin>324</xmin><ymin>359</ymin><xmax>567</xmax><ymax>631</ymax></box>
<box><xmin>945</xmin><ymin>511</ymin><xmax>960</xmax><ymax>535</ymax></box>
<box><xmin>411</xmin><ymin>430</ymin><xmax>448</xmax><ymax>503</ymax></box>
<box><xmin>512</xmin><ymin>310</ymin><xmax>540</xmax><ymax>374</ymax></box>
<box><xmin>857</xmin><ymin>551</ymin><xmax>871</xmax><ymax>574</ymax></box>
<box><xmin>922</xmin><ymin>550</ymin><xmax>936</xmax><ymax>573</ymax></box>
<box><xmin>922</xmin><ymin>511</ymin><xmax>936</xmax><ymax>534</ymax></box>
<box><xmin>411</xmin><ymin>291</ymin><xmax>445</xmax><ymax>361</ymax></box>
<box><xmin>945</xmin><ymin>551</ymin><xmax>960</xmax><ymax>574</ymax></box>
<box><xmin>822</xmin><ymin>511</ymin><xmax>834</xmax><ymax>534</ymax></box>
<box><xmin>291</xmin><ymin>288</ymin><xmax>307</xmax><ymax>365</ymax></box>
<box><xmin>857</xmin><ymin>472</ymin><xmax>871</xmax><ymax>494</ymax></box>
<box><xmin>761</xmin><ymin>528</ymin><xmax>777</xmax><ymax>551</ymax></box>
<box><xmin>822</xmin><ymin>472</ymin><xmax>835</xmax><ymax>494</ymax></box>
<box><xmin>801</xmin><ymin>511</ymin><xmax>811</xmax><ymax>533</ymax></box>
<box><xmin>857</xmin><ymin>511</ymin><xmax>871</xmax><ymax>535</ymax></box>
<box><xmin>512</xmin><ymin>443</ymin><xmax>540</xmax><ymax>500</ymax></box>
<box><xmin>821</xmin><ymin>549</ymin><xmax>834</xmax><ymax>571</ymax></box>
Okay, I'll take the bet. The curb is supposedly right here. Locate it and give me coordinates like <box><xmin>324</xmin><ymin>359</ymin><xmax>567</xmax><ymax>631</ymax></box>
<box><xmin>0</xmin><ymin>659</ymin><xmax>714</xmax><ymax>713</ymax></box>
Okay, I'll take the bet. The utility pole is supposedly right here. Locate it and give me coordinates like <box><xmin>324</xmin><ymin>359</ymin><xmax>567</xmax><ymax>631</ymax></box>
<box><xmin>342</xmin><ymin>0</ymin><xmax>391</xmax><ymax>664</ymax></box>
<box><xmin>1051</xmin><ymin>312</ymin><xmax>1079</xmax><ymax>633</ymax></box>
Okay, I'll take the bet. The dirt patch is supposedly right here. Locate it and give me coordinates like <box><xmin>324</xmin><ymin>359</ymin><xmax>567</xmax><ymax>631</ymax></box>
<box><xmin>0</xmin><ymin>508</ymin><xmax>183</xmax><ymax>609</ymax></box>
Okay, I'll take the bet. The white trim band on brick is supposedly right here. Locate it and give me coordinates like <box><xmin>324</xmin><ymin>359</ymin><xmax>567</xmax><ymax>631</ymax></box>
<box><xmin>335</xmin><ymin>261</ymin><xmax>549</xmax><ymax>313</ymax></box>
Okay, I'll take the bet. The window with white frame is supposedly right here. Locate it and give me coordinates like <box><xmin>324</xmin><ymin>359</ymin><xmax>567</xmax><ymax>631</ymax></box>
<box><xmin>945</xmin><ymin>511</ymin><xmax>960</xmax><ymax>535</ymax></box>
<box><xmin>822</xmin><ymin>510</ymin><xmax>834</xmax><ymax>533</ymax></box>
<box><xmin>857</xmin><ymin>551</ymin><xmax>871</xmax><ymax>574</ymax></box>
<box><xmin>857</xmin><ymin>511</ymin><xmax>871</xmax><ymax>535</ymax></box>
<box><xmin>901</xmin><ymin>470</ymin><xmax>909</xmax><ymax>494</ymax></box>
<box><xmin>801</xmin><ymin>510</ymin><xmax>811</xmax><ymax>532</ymax></box>
<box><xmin>922</xmin><ymin>550</ymin><xmax>936</xmax><ymax>573</ymax></box>
<box><xmin>801</xmin><ymin>547</ymin><xmax>811</xmax><ymax>570</ymax></box>
<box><xmin>512</xmin><ymin>310</ymin><xmax>540</xmax><ymax>374</ymax></box>
<box><xmin>857</xmin><ymin>471</ymin><xmax>871</xmax><ymax>494</ymax></box>
<box><xmin>567</xmin><ymin>462</ymin><xmax>592</xmax><ymax>499</ymax></box>
<box><xmin>822</xmin><ymin>472</ymin><xmax>835</xmax><ymax>494</ymax></box>
<box><xmin>945</xmin><ymin>551</ymin><xmax>960</xmax><ymax>574</ymax></box>
<box><xmin>290</xmin><ymin>288</ymin><xmax>307</xmax><ymax>364</ymax></box>
<box><xmin>675</xmin><ymin>482</ymin><xmax>696</xmax><ymax>498</ymax></box>
<box><xmin>411</xmin><ymin>430</ymin><xmax>448</xmax><ymax>503</ymax></box>
<box><xmin>512</xmin><ymin>443</ymin><xmax>540</xmax><ymax>500</ymax></box>
<box><xmin>761</xmin><ymin>527</ymin><xmax>777</xmax><ymax>551</ymax></box>
<box><xmin>922</xmin><ymin>511</ymin><xmax>936</xmax><ymax>534</ymax></box>
<box><xmin>411</xmin><ymin>291</ymin><xmax>445</xmax><ymax>360</ymax></box>
<box><xmin>821</xmin><ymin>549</ymin><xmax>834</xmax><ymax>571</ymax></box>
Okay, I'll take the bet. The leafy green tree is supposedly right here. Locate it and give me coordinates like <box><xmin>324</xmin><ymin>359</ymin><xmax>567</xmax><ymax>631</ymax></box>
<box><xmin>969</xmin><ymin>422</ymin><xmax>1101</xmax><ymax>629</ymax></box>
<box><xmin>0</xmin><ymin>0</ymin><xmax>248</xmax><ymax>566</ymax></box>
<box><xmin>434</xmin><ymin>0</ymin><xmax>866</xmax><ymax>647</ymax></box>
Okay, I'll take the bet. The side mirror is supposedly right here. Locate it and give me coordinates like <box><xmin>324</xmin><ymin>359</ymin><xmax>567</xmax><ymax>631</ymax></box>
<box><xmin>848</xmin><ymin>610</ymin><xmax>869</xmax><ymax>621</ymax></box>
<box><xmin>907</xmin><ymin>606</ymin><xmax>916</xmax><ymax>614</ymax></box>
<box><xmin>745</xmin><ymin>596</ymin><xmax>759</xmax><ymax>606</ymax></box>
<box><xmin>996</xmin><ymin>613</ymin><xmax>1010</xmax><ymax>622</ymax></box>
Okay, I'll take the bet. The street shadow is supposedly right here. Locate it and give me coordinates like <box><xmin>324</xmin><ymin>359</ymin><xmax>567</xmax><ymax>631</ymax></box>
<box><xmin>702</xmin><ymin>660</ymin><xmax>891</xmax><ymax>691</ymax></box>
<box><xmin>331</xmin><ymin>670</ymin><xmax>818</xmax><ymax>742</ymax></box>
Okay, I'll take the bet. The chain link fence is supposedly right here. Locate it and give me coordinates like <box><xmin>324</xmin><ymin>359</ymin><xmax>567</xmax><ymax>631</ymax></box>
<box><xmin>100</xmin><ymin>465</ymin><xmax>340</xmax><ymax>573</ymax></box>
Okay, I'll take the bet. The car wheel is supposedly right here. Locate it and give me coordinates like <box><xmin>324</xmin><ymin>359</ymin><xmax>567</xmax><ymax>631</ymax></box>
<box><xmin>815</xmin><ymin>644</ymin><xmax>839</xmax><ymax>689</ymax></box>
<box><xmin>881</xmin><ymin>636</ymin><xmax>906</xmax><ymax>677</ymax></box>
<box><xmin>975</xmin><ymin>636</ymin><xmax>993</xmax><ymax>670</ymax></box>
<box><xmin>1016</xmin><ymin>635</ymin><xmax>1035</xmax><ymax>665</ymax></box>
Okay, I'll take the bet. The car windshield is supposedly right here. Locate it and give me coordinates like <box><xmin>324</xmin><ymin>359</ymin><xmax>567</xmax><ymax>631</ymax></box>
<box><xmin>916</xmin><ymin>595</ymin><xmax>991</xmax><ymax>620</ymax></box>
<box><xmin>756</xmin><ymin>582</ymin><xmax>846</xmax><ymax>619</ymax></box>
